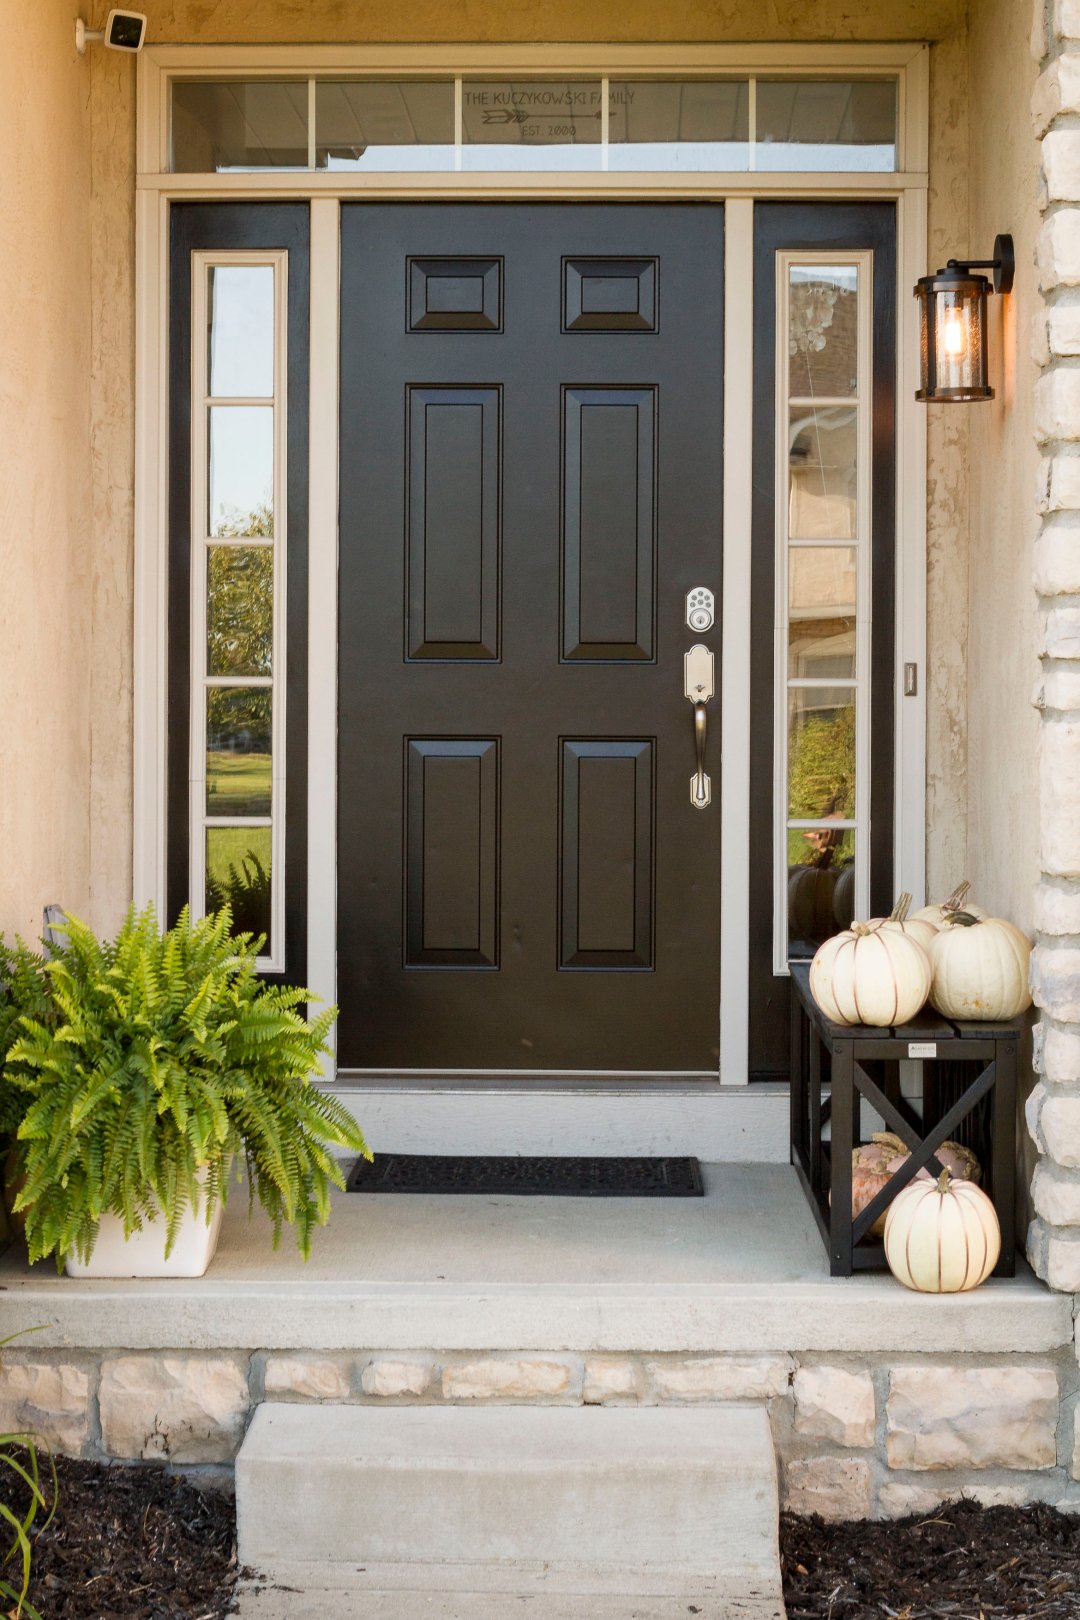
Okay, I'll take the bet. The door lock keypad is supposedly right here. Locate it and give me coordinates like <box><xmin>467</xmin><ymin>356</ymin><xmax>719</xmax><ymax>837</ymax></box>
<box><xmin>685</xmin><ymin>587</ymin><xmax>715</xmax><ymax>633</ymax></box>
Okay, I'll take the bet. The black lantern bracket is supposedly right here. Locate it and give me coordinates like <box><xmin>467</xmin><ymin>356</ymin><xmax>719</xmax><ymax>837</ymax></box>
<box><xmin>942</xmin><ymin>234</ymin><xmax>1015</xmax><ymax>296</ymax></box>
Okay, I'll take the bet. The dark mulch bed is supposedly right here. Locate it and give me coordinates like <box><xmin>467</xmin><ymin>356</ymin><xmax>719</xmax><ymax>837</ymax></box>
<box><xmin>782</xmin><ymin>1499</ymin><xmax>1080</xmax><ymax>1619</ymax></box>
<box><xmin>0</xmin><ymin>1452</ymin><xmax>240</xmax><ymax>1619</ymax></box>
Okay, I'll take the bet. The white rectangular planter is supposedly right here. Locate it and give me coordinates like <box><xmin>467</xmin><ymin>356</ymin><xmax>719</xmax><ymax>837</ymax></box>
<box><xmin>65</xmin><ymin>1196</ymin><xmax>225</xmax><ymax>1279</ymax></box>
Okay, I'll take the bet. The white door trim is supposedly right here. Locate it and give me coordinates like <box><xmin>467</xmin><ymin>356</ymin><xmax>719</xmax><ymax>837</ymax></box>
<box><xmin>307</xmin><ymin>199</ymin><xmax>341</xmax><ymax>1071</ymax></box>
<box><xmin>133</xmin><ymin>41</ymin><xmax>930</xmax><ymax>1096</ymax></box>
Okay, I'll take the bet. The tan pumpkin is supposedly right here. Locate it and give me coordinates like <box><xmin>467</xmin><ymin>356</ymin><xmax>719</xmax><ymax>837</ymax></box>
<box><xmin>810</xmin><ymin>923</ymin><xmax>932</xmax><ymax>1027</ymax></box>
<box><xmin>866</xmin><ymin>892</ymin><xmax>938</xmax><ymax>955</ymax></box>
<box><xmin>844</xmin><ymin>1133</ymin><xmax>981</xmax><ymax>1236</ymax></box>
<box><xmin>911</xmin><ymin>880</ymin><xmax>987</xmax><ymax>931</ymax></box>
<box><xmin>929</xmin><ymin>912</ymin><xmax>1033</xmax><ymax>1021</ymax></box>
<box><xmin>884</xmin><ymin>1170</ymin><xmax>1000</xmax><ymax>1293</ymax></box>
<box><xmin>849</xmin><ymin>1132</ymin><xmax>910</xmax><ymax>1236</ymax></box>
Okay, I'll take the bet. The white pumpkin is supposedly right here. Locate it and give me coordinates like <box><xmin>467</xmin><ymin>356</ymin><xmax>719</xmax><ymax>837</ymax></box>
<box><xmin>929</xmin><ymin>912</ymin><xmax>1033</xmax><ymax>1021</ymax></box>
<box><xmin>866</xmin><ymin>892</ymin><xmax>938</xmax><ymax>955</ymax></box>
<box><xmin>911</xmin><ymin>880</ymin><xmax>987</xmax><ymax>931</ymax></box>
<box><xmin>810</xmin><ymin>923</ymin><xmax>932</xmax><ymax>1027</ymax></box>
<box><xmin>884</xmin><ymin>1171</ymin><xmax>1000</xmax><ymax>1293</ymax></box>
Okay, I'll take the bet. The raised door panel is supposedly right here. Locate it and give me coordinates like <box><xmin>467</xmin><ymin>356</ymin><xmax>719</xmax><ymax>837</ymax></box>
<box><xmin>560</xmin><ymin>739</ymin><xmax>654</xmax><ymax>969</ymax></box>
<box><xmin>408</xmin><ymin>256</ymin><xmax>503</xmax><ymax>332</ymax></box>
<box><xmin>563</xmin><ymin>257</ymin><xmax>658</xmax><ymax>332</ymax></box>
<box><xmin>562</xmin><ymin>388</ymin><xmax>655</xmax><ymax>662</ymax></box>
<box><xmin>407</xmin><ymin>386</ymin><xmax>501</xmax><ymax>661</ymax></box>
<box><xmin>405</xmin><ymin>738</ymin><xmax>499</xmax><ymax>967</ymax></box>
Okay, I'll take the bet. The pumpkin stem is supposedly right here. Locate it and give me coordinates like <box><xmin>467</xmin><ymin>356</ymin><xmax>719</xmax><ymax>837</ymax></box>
<box><xmin>941</xmin><ymin>881</ymin><xmax>972</xmax><ymax>914</ymax></box>
<box><xmin>890</xmin><ymin>892</ymin><xmax>913</xmax><ymax>922</ymax></box>
<box><xmin>937</xmin><ymin>1168</ymin><xmax>952</xmax><ymax>1195</ymax></box>
<box><xmin>944</xmin><ymin>910</ymin><xmax>981</xmax><ymax>928</ymax></box>
<box><xmin>851</xmin><ymin>922</ymin><xmax>872</xmax><ymax>937</ymax></box>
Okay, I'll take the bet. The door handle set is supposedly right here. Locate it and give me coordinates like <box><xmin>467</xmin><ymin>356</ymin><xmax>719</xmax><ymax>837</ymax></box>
<box><xmin>684</xmin><ymin>642</ymin><xmax>715</xmax><ymax>810</ymax></box>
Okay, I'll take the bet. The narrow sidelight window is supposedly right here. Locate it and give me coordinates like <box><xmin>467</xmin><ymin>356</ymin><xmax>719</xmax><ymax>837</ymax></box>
<box><xmin>189</xmin><ymin>253</ymin><xmax>287</xmax><ymax>966</ymax></box>
<box><xmin>775</xmin><ymin>254</ymin><xmax>873</xmax><ymax>970</ymax></box>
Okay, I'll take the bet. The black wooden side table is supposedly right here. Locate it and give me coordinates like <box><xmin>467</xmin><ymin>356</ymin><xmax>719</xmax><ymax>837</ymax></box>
<box><xmin>789</xmin><ymin>961</ymin><xmax>1019</xmax><ymax>1277</ymax></box>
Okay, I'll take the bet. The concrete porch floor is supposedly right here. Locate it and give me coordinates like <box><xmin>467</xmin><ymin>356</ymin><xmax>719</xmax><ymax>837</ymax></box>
<box><xmin>0</xmin><ymin>1164</ymin><xmax>1070</xmax><ymax>1355</ymax></box>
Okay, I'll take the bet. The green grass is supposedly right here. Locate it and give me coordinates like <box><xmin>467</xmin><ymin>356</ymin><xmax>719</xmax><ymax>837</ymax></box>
<box><xmin>206</xmin><ymin>750</ymin><xmax>271</xmax><ymax>816</ymax></box>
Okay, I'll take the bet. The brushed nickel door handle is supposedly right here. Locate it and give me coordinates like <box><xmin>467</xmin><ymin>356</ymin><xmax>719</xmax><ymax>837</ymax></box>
<box><xmin>684</xmin><ymin>643</ymin><xmax>714</xmax><ymax>809</ymax></box>
<box><xmin>692</xmin><ymin>702</ymin><xmax>711</xmax><ymax>809</ymax></box>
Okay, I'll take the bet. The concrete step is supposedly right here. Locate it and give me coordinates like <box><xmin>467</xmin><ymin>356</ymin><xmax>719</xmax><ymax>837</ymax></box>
<box><xmin>235</xmin><ymin>1402</ymin><xmax>782</xmax><ymax>1607</ymax></box>
<box><xmin>235</xmin><ymin>1582</ymin><xmax>784</xmax><ymax>1618</ymax></box>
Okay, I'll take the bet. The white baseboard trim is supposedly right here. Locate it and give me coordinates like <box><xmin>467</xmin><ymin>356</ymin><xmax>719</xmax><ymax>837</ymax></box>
<box><xmin>320</xmin><ymin>1083</ymin><xmax>790</xmax><ymax>1163</ymax></box>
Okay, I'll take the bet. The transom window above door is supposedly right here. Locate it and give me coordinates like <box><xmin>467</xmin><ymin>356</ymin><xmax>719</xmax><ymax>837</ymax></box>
<box><xmin>168</xmin><ymin>75</ymin><xmax>899</xmax><ymax>174</ymax></box>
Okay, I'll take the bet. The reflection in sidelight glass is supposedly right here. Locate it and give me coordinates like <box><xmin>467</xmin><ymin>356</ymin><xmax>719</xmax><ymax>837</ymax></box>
<box><xmin>207</xmin><ymin>546</ymin><xmax>273</xmax><ymax>677</ymax></box>
<box><xmin>787</xmin><ymin>686</ymin><xmax>856</xmax><ymax>822</ymax></box>
<box><xmin>757</xmin><ymin>79</ymin><xmax>896</xmax><ymax>171</ymax></box>
<box><xmin>607</xmin><ymin>80</ymin><xmax>749</xmax><ymax>169</ymax></box>
<box><xmin>206</xmin><ymin>825</ymin><xmax>272</xmax><ymax>947</ymax></box>
<box><xmin>208</xmin><ymin>266</ymin><xmax>275</xmax><ymax>398</ymax></box>
<box><xmin>788</xmin><ymin>548</ymin><xmax>856</xmax><ymax>681</ymax></box>
<box><xmin>788</xmin><ymin>266</ymin><xmax>858</xmax><ymax>398</ymax></box>
<box><xmin>208</xmin><ymin>407</ymin><xmax>274</xmax><ymax>537</ymax></box>
<box><xmin>788</xmin><ymin>408</ymin><xmax>857</xmax><ymax>539</ymax></box>
<box><xmin>788</xmin><ymin>831</ymin><xmax>857</xmax><ymax>955</ymax></box>
<box><xmin>461</xmin><ymin>81</ymin><xmax>601</xmax><ymax>170</ymax></box>
<box><xmin>207</xmin><ymin>688</ymin><xmax>272</xmax><ymax>817</ymax></box>
<box><xmin>315</xmin><ymin>80</ymin><xmax>455</xmax><ymax>169</ymax></box>
<box><xmin>172</xmin><ymin>81</ymin><xmax>309</xmax><ymax>171</ymax></box>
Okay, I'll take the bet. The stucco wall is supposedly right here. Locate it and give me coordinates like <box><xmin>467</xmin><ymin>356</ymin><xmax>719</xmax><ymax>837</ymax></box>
<box><xmin>36</xmin><ymin>0</ymin><xmax>1032</xmax><ymax>961</ymax></box>
<box><xmin>925</xmin><ymin>25</ymin><xmax>973</xmax><ymax>901</ymax></box>
<box><xmin>0</xmin><ymin>1</ymin><xmax>93</xmax><ymax>941</ymax></box>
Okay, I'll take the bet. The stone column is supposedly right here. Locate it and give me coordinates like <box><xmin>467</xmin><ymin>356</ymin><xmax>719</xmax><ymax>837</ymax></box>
<box><xmin>1029</xmin><ymin>0</ymin><xmax>1080</xmax><ymax>1292</ymax></box>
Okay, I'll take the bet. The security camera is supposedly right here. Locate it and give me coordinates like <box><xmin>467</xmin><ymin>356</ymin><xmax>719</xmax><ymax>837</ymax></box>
<box><xmin>75</xmin><ymin>10</ymin><xmax>148</xmax><ymax>54</ymax></box>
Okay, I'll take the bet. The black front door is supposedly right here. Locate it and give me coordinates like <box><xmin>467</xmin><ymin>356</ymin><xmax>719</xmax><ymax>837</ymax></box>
<box><xmin>337</xmin><ymin>204</ymin><xmax>724</xmax><ymax>1074</ymax></box>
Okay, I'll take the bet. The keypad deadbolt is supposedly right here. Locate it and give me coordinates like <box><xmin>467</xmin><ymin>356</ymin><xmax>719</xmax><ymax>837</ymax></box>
<box><xmin>685</xmin><ymin>587</ymin><xmax>715</xmax><ymax>633</ymax></box>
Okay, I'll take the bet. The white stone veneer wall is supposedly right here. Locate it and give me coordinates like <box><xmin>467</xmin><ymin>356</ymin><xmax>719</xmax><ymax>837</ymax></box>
<box><xmin>1</xmin><ymin>1347</ymin><xmax>1077</xmax><ymax>1519</ymax></box>
<box><xmin>1028</xmin><ymin>0</ymin><xmax>1080</xmax><ymax>1300</ymax></box>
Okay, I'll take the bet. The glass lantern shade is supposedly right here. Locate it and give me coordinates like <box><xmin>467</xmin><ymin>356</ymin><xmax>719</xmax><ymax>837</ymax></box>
<box><xmin>915</xmin><ymin>269</ymin><xmax>992</xmax><ymax>402</ymax></box>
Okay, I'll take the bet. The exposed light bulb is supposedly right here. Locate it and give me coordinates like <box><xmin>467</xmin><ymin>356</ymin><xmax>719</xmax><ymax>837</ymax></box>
<box><xmin>942</xmin><ymin>309</ymin><xmax>965</xmax><ymax>358</ymax></box>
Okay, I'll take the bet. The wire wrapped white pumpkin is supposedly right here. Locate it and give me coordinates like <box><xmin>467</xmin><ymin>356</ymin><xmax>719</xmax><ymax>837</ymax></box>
<box><xmin>865</xmin><ymin>892</ymin><xmax>938</xmax><ymax>954</ymax></box>
<box><xmin>810</xmin><ymin>923</ymin><xmax>932</xmax><ymax>1027</ymax></box>
<box><xmin>884</xmin><ymin>1170</ymin><xmax>1000</xmax><ymax>1293</ymax></box>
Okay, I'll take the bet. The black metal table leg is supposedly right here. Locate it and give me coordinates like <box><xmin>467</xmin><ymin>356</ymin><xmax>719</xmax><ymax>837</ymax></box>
<box><xmin>829</xmin><ymin>1039</ymin><xmax>855</xmax><ymax>1276</ymax></box>
<box><xmin>992</xmin><ymin>1040</ymin><xmax>1017</xmax><ymax>1275</ymax></box>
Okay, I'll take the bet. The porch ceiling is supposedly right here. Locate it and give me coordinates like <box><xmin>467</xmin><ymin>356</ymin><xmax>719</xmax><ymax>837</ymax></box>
<box><xmin>1</xmin><ymin>1165</ymin><xmax>1069</xmax><ymax>1356</ymax></box>
<box><xmin>147</xmin><ymin>0</ymin><xmax>966</xmax><ymax>47</ymax></box>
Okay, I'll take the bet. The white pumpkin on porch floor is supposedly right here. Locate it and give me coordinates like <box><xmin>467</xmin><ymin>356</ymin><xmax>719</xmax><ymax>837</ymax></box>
<box><xmin>884</xmin><ymin>1172</ymin><xmax>1000</xmax><ymax>1293</ymax></box>
<box><xmin>810</xmin><ymin>923</ymin><xmax>932</xmax><ymax>1027</ymax></box>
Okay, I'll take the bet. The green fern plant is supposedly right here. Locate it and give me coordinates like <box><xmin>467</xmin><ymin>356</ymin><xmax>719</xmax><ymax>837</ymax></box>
<box><xmin>4</xmin><ymin>905</ymin><xmax>370</xmax><ymax>1269</ymax></box>
<box><xmin>0</xmin><ymin>940</ymin><xmax>54</xmax><ymax>1141</ymax></box>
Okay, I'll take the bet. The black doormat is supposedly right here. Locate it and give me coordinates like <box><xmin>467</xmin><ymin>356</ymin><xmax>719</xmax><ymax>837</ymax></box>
<box><xmin>346</xmin><ymin>1153</ymin><xmax>704</xmax><ymax>1197</ymax></box>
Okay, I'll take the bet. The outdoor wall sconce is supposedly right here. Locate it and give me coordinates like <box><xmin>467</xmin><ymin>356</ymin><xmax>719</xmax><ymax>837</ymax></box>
<box><xmin>914</xmin><ymin>235</ymin><xmax>1014</xmax><ymax>402</ymax></box>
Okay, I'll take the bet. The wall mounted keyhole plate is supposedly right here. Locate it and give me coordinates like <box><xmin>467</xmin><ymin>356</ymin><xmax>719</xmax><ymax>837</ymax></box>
<box><xmin>685</xmin><ymin>586</ymin><xmax>715</xmax><ymax>632</ymax></box>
